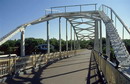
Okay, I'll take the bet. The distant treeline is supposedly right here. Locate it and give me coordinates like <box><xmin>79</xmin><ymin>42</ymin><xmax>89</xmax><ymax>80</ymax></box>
<box><xmin>0</xmin><ymin>38</ymin><xmax>130</xmax><ymax>57</ymax></box>
<box><xmin>0</xmin><ymin>38</ymin><xmax>93</xmax><ymax>55</ymax></box>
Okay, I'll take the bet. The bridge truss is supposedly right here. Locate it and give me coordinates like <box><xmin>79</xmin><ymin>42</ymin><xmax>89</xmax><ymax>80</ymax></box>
<box><xmin>0</xmin><ymin>4</ymin><xmax>130</xmax><ymax>83</ymax></box>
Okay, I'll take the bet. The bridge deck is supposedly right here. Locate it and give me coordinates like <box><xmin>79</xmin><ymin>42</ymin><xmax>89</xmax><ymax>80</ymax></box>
<box><xmin>42</xmin><ymin>50</ymin><xmax>90</xmax><ymax>84</ymax></box>
<box><xmin>5</xmin><ymin>50</ymin><xmax>102</xmax><ymax>84</ymax></box>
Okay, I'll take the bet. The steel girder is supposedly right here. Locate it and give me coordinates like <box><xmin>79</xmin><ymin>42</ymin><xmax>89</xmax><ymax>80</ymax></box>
<box><xmin>0</xmin><ymin>11</ymin><xmax>100</xmax><ymax>46</ymax></box>
<box><xmin>65</xmin><ymin>13</ymin><xmax>100</xmax><ymax>41</ymax></box>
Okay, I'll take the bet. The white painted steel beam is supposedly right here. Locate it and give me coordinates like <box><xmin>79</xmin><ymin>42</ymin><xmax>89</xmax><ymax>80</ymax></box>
<box><xmin>20</xmin><ymin>29</ymin><xmax>25</xmax><ymax>56</ymax></box>
<box><xmin>47</xmin><ymin>21</ymin><xmax>50</xmax><ymax>54</ymax></box>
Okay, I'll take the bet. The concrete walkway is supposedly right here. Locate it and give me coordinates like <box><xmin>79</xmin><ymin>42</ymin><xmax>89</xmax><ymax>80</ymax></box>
<box><xmin>5</xmin><ymin>50</ymin><xmax>93</xmax><ymax>84</ymax></box>
<box><xmin>41</xmin><ymin>50</ymin><xmax>91</xmax><ymax>84</ymax></box>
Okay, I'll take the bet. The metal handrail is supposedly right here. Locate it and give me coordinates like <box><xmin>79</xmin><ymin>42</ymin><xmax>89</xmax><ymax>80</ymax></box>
<box><xmin>0</xmin><ymin>50</ymin><xmax>83</xmax><ymax>78</ymax></box>
<box><xmin>50</xmin><ymin>4</ymin><xmax>97</xmax><ymax>14</ymax></box>
<box><xmin>93</xmin><ymin>50</ymin><xmax>130</xmax><ymax>84</ymax></box>
<box><xmin>100</xmin><ymin>4</ymin><xmax>130</xmax><ymax>38</ymax></box>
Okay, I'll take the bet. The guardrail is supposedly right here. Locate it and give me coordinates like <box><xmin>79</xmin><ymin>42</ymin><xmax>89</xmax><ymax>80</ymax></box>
<box><xmin>99</xmin><ymin>5</ymin><xmax>130</xmax><ymax>39</ymax></box>
<box><xmin>0</xmin><ymin>50</ymin><xmax>84</xmax><ymax>78</ymax></box>
<box><xmin>45</xmin><ymin>4</ymin><xmax>97</xmax><ymax>15</ymax></box>
<box><xmin>93</xmin><ymin>50</ymin><xmax>130</xmax><ymax>84</ymax></box>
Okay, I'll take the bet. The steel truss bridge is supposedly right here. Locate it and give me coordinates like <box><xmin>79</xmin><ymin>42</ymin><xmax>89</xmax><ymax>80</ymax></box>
<box><xmin>0</xmin><ymin>4</ymin><xmax>130</xmax><ymax>84</ymax></box>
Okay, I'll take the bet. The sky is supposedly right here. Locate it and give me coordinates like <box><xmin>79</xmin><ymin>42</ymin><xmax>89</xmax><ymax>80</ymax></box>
<box><xmin>0</xmin><ymin>0</ymin><xmax>130</xmax><ymax>40</ymax></box>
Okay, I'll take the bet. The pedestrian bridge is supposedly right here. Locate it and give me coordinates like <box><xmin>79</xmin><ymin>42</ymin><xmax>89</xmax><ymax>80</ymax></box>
<box><xmin>0</xmin><ymin>4</ymin><xmax>130</xmax><ymax>84</ymax></box>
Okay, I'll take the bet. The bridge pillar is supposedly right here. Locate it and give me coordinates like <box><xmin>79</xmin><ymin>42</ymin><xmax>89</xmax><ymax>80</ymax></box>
<box><xmin>74</xmin><ymin>32</ymin><xmax>75</xmax><ymax>50</ymax></box>
<box><xmin>66</xmin><ymin>19</ymin><xmax>68</xmax><ymax>56</ymax></box>
<box><xmin>76</xmin><ymin>38</ymin><xmax>80</xmax><ymax>50</ymax></box>
<box><xmin>20</xmin><ymin>29</ymin><xmax>25</xmax><ymax>56</ymax></box>
<box><xmin>99</xmin><ymin>20</ymin><xmax>102</xmax><ymax>53</ymax></box>
<box><xmin>94</xmin><ymin>20</ymin><xmax>99</xmax><ymax>52</ymax></box>
<box><xmin>59</xmin><ymin>17</ymin><xmax>62</xmax><ymax>57</ymax></box>
<box><xmin>74</xmin><ymin>32</ymin><xmax>76</xmax><ymax>55</ymax></box>
<box><xmin>47</xmin><ymin>21</ymin><xmax>50</xmax><ymax>53</ymax></box>
<box><xmin>70</xmin><ymin>25</ymin><xmax>72</xmax><ymax>51</ymax></box>
<box><xmin>106</xmin><ymin>32</ymin><xmax>110</xmax><ymax>59</ymax></box>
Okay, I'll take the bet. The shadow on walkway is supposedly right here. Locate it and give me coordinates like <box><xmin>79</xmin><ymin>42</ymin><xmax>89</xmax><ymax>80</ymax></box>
<box><xmin>5</xmin><ymin>62</ymin><xmax>53</xmax><ymax>84</ymax></box>
<box><xmin>5</xmin><ymin>55</ymin><xmax>89</xmax><ymax>84</ymax></box>
<box><xmin>86</xmin><ymin>52</ymin><xmax>107</xmax><ymax>84</ymax></box>
<box><xmin>47</xmin><ymin>60</ymin><xmax>89</xmax><ymax>69</ymax></box>
<box><xmin>42</xmin><ymin>67</ymin><xmax>88</xmax><ymax>80</ymax></box>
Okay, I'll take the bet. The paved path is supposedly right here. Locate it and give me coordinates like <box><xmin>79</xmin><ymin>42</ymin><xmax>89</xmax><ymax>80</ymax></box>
<box><xmin>41</xmin><ymin>50</ymin><xmax>91</xmax><ymax>84</ymax></box>
<box><xmin>6</xmin><ymin>49</ymin><xmax>94</xmax><ymax>84</ymax></box>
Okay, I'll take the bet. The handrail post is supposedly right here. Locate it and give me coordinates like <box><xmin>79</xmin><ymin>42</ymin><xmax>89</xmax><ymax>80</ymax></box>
<box><xmin>13</xmin><ymin>56</ymin><xmax>16</xmax><ymax>75</ymax></box>
<box><xmin>51</xmin><ymin>8</ymin><xmax>52</xmax><ymax>14</ymax></box>
<box><xmin>9</xmin><ymin>54</ymin><xmax>11</xmax><ymax>75</ymax></box>
<box><xmin>65</xmin><ymin>6</ymin><xmax>66</xmax><ymax>13</ymax></box>
<box><xmin>111</xmin><ymin>9</ymin><xmax>113</xmax><ymax>21</ymax></box>
<box><xmin>102</xmin><ymin>5</ymin><xmax>104</xmax><ymax>11</ymax></box>
<box><xmin>107</xmin><ymin>7</ymin><xmax>108</xmax><ymax>15</ymax></box>
<box><xmin>80</xmin><ymin>5</ymin><xmax>82</xmax><ymax>12</ymax></box>
<box><xmin>45</xmin><ymin>10</ymin><xmax>46</xmax><ymax>15</ymax></box>
<box><xmin>122</xmin><ymin>26</ymin><xmax>124</xmax><ymax>39</ymax></box>
<box><xmin>95</xmin><ymin>4</ymin><xmax>97</xmax><ymax>10</ymax></box>
<box><xmin>115</xmin><ymin>16</ymin><xmax>116</xmax><ymax>28</ymax></box>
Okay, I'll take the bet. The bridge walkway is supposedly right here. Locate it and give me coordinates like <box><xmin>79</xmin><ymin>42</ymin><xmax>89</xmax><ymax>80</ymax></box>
<box><xmin>5</xmin><ymin>49</ymin><xmax>103</xmax><ymax>84</ymax></box>
<box><xmin>42</xmin><ymin>50</ymin><xmax>90</xmax><ymax>84</ymax></box>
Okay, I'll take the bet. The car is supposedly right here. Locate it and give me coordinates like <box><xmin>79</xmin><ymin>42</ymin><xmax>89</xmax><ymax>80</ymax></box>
<box><xmin>36</xmin><ymin>44</ymin><xmax>54</xmax><ymax>53</ymax></box>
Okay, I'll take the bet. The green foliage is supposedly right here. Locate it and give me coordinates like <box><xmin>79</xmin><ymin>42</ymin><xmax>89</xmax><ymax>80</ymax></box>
<box><xmin>123</xmin><ymin>39</ymin><xmax>130</xmax><ymax>54</ymax></box>
<box><xmin>0</xmin><ymin>40</ymin><xmax>18</xmax><ymax>54</ymax></box>
<box><xmin>0</xmin><ymin>38</ymin><xmax>95</xmax><ymax>55</ymax></box>
<box><xmin>1</xmin><ymin>37</ymin><xmax>130</xmax><ymax>57</ymax></box>
<box><xmin>25</xmin><ymin>38</ymin><xmax>46</xmax><ymax>55</ymax></box>
<box><xmin>0</xmin><ymin>38</ymin><xmax>46</xmax><ymax>55</ymax></box>
<box><xmin>50</xmin><ymin>38</ymin><xmax>59</xmax><ymax>52</ymax></box>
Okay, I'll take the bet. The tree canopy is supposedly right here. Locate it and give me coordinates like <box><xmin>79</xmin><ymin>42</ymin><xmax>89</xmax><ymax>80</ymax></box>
<box><xmin>0</xmin><ymin>38</ymin><xmax>90</xmax><ymax>55</ymax></box>
<box><xmin>1</xmin><ymin>38</ymin><xmax>130</xmax><ymax>58</ymax></box>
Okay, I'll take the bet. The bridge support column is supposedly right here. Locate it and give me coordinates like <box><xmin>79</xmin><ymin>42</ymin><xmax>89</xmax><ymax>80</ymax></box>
<box><xmin>106</xmin><ymin>32</ymin><xmax>110</xmax><ymax>59</ymax></box>
<box><xmin>99</xmin><ymin>20</ymin><xmax>102</xmax><ymax>53</ymax></box>
<box><xmin>21</xmin><ymin>29</ymin><xmax>25</xmax><ymax>56</ymax></box>
<box><xmin>66</xmin><ymin>19</ymin><xmax>68</xmax><ymax>57</ymax></box>
<box><xmin>70</xmin><ymin>25</ymin><xmax>72</xmax><ymax>51</ymax></box>
<box><xmin>76</xmin><ymin>39</ymin><xmax>79</xmax><ymax>50</ymax></box>
<box><xmin>59</xmin><ymin>17</ymin><xmax>62</xmax><ymax>57</ymax></box>
<box><xmin>74</xmin><ymin>32</ymin><xmax>76</xmax><ymax>55</ymax></box>
<box><xmin>47</xmin><ymin>21</ymin><xmax>50</xmax><ymax>53</ymax></box>
<box><xmin>94</xmin><ymin>20</ymin><xmax>99</xmax><ymax>52</ymax></box>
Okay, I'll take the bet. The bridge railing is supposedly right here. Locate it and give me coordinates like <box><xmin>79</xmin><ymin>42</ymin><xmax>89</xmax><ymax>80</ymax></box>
<box><xmin>99</xmin><ymin>5</ymin><xmax>130</xmax><ymax>39</ymax></box>
<box><xmin>0</xmin><ymin>50</ymin><xmax>84</xmax><ymax>78</ymax></box>
<box><xmin>45</xmin><ymin>4</ymin><xmax>97</xmax><ymax>15</ymax></box>
<box><xmin>93</xmin><ymin>50</ymin><xmax>130</xmax><ymax>84</ymax></box>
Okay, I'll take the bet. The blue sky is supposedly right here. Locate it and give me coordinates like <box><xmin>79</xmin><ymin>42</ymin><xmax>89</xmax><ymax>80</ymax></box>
<box><xmin>0</xmin><ymin>0</ymin><xmax>130</xmax><ymax>40</ymax></box>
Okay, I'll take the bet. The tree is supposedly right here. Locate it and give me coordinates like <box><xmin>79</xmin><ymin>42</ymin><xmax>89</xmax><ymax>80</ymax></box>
<box><xmin>50</xmin><ymin>38</ymin><xmax>59</xmax><ymax>52</ymax></box>
<box><xmin>1</xmin><ymin>37</ymin><xmax>130</xmax><ymax>58</ymax></box>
